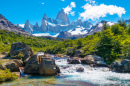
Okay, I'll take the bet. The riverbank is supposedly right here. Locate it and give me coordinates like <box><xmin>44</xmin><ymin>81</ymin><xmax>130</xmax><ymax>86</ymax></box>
<box><xmin>1</xmin><ymin>57</ymin><xmax>130</xmax><ymax>86</ymax></box>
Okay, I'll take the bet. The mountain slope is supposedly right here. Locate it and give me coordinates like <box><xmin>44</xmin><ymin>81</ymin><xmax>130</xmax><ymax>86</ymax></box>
<box><xmin>0</xmin><ymin>14</ymin><xmax>31</xmax><ymax>35</ymax></box>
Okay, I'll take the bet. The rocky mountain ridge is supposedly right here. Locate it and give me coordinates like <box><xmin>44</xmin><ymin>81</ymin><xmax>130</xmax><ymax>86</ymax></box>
<box><xmin>18</xmin><ymin>9</ymin><xmax>93</xmax><ymax>36</ymax></box>
<box><xmin>16</xmin><ymin>9</ymin><xmax>117</xmax><ymax>39</ymax></box>
<box><xmin>0</xmin><ymin>14</ymin><xmax>31</xmax><ymax>35</ymax></box>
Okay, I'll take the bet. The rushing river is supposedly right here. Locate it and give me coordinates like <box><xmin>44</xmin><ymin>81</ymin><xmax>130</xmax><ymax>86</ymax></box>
<box><xmin>1</xmin><ymin>57</ymin><xmax>130</xmax><ymax>86</ymax></box>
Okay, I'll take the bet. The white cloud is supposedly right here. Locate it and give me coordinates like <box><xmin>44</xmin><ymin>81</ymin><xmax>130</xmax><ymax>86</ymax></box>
<box><xmin>41</xmin><ymin>2</ymin><xmax>44</xmax><ymax>5</ymax></box>
<box><xmin>85</xmin><ymin>0</ymin><xmax>95</xmax><ymax>4</ymax></box>
<box><xmin>71</xmin><ymin>2</ymin><xmax>76</xmax><ymax>8</ymax></box>
<box><xmin>80</xmin><ymin>3</ymin><xmax>126</xmax><ymax>21</ymax></box>
<box><xmin>61</xmin><ymin>0</ymin><xmax>65</xmax><ymax>1</ymax></box>
<box><xmin>64</xmin><ymin>6</ymin><xmax>72</xmax><ymax>14</ymax></box>
<box><xmin>70</xmin><ymin>11</ymin><xmax>75</xmax><ymax>16</ymax></box>
<box><xmin>64</xmin><ymin>2</ymin><xmax>76</xmax><ymax>16</ymax></box>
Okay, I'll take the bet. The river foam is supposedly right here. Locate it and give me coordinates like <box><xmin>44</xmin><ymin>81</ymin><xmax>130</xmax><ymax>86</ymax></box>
<box><xmin>54</xmin><ymin>57</ymin><xmax>130</xmax><ymax>85</ymax></box>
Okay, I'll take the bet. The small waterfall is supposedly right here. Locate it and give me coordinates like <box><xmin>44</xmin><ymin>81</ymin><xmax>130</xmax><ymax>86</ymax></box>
<box><xmin>19</xmin><ymin>67</ymin><xmax>28</xmax><ymax>76</ymax></box>
<box><xmin>19</xmin><ymin>67</ymin><xmax>24</xmax><ymax>75</ymax></box>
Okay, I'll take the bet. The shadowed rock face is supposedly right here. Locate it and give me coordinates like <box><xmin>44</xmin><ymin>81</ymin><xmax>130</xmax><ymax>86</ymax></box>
<box><xmin>0</xmin><ymin>14</ymin><xmax>31</xmax><ymax>35</ymax></box>
<box><xmin>57</xmin><ymin>31</ymin><xmax>88</xmax><ymax>39</ymax></box>
<box><xmin>56</xmin><ymin>9</ymin><xmax>70</xmax><ymax>25</ymax></box>
<box><xmin>57</xmin><ymin>31</ymin><xmax>71</xmax><ymax>39</ymax></box>
<box><xmin>24</xmin><ymin>20</ymin><xmax>33</xmax><ymax>33</ymax></box>
<box><xmin>33</xmin><ymin>22</ymin><xmax>40</xmax><ymax>31</ymax></box>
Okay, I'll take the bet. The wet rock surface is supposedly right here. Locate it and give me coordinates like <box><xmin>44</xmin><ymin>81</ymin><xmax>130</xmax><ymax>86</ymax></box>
<box><xmin>81</xmin><ymin>55</ymin><xmax>108</xmax><ymax>67</ymax></box>
<box><xmin>67</xmin><ymin>57</ymin><xmax>80</xmax><ymax>64</ymax></box>
<box><xmin>76</xmin><ymin>67</ymin><xmax>84</xmax><ymax>72</ymax></box>
<box><xmin>110</xmin><ymin>59</ymin><xmax>130</xmax><ymax>73</ymax></box>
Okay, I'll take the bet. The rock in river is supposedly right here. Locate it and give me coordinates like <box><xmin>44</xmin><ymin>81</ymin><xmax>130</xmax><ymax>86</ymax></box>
<box><xmin>81</xmin><ymin>55</ymin><xmax>108</xmax><ymax>67</ymax></box>
<box><xmin>24</xmin><ymin>54</ymin><xmax>60</xmax><ymax>75</ymax></box>
<box><xmin>76</xmin><ymin>67</ymin><xmax>84</xmax><ymax>72</ymax></box>
<box><xmin>110</xmin><ymin>59</ymin><xmax>130</xmax><ymax>73</ymax></box>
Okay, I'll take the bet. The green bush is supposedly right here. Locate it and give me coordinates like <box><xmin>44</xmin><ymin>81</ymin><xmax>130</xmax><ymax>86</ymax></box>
<box><xmin>0</xmin><ymin>68</ymin><xmax>18</xmax><ymax>82</ymax></box>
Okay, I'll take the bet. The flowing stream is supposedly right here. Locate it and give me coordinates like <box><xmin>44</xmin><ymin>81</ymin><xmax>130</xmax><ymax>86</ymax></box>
<box><xmin>1</xmin><ymin>57</ymin><xmax>130</xmax><ymax>86</ymax></box>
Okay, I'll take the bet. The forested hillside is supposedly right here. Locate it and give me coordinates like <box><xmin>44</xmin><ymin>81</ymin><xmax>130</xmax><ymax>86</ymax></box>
<box><xmin>45</xmin><ymin>20</ymin><xmax>130</xmax><ymax>64</ymax></box>
<box><xmin>0</xmin><ymin>30</ymin><xmax>63</xmax><ymax>52</ymax></box>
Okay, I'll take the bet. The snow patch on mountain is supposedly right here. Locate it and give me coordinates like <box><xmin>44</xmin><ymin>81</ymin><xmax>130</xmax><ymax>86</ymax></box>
<box><xmin>17</xmin><ymin>24</ymin><xmax>25</xmax><ymax>28</ymax></box>
<box><xmin>68</xmin><ymin>26</ymin><xmax>88</xmax><ymax>35</ymax></box>
<box><xmin>97</xmin><ymin>22</ymin><xmax>115</xmax><ymax>27</ymax></box>
<box><xmin>107</xmin><ymin>22</ymin><xmax>115</xmax><ymax>26</ymax></box>
<box><xmin>59</xmin><ymin>24</ymin><xmax>69</xmax><ymax>26</ymax></box>
<box><xmin>33</xmin><ymin>32</ymin><xmax>59</xmax><ymax>37</ymax></box>
<box><xmin>29</xmin><ymin>25</ymin><xmax>33</xmax><ymax>31</ymax></box>
<box><xmin>44</xmin><ymin>20</ymin><xmax>56</xmax><ymax>27</ymax></box>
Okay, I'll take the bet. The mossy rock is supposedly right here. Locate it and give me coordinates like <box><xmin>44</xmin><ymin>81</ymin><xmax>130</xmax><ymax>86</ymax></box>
<box><xmin>0</xmin><ymin>68</ymin><xmax>18</xmax><ymax>82</ymax></box>
<box><xmin>0</xmin><ymin>59</ymin><xmax>23</xmax><ymax>72</ymax></box>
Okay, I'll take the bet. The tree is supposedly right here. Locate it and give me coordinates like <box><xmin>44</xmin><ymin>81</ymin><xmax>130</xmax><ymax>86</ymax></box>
<box><xmin>128</xmin><ymin>23</ymin><xmax>130</xmax><ymax>34</ymax></box>
<box><xmin>111</xmin><ymin>24</ymin><xmax>125</xmax><ymax>35</ymax></box>
<box><xmin>102</xmin><ymin>22</ymin><xmax>110</xmax><ymax>30</ymax></box>
<box><xmin>118</xmin><ymin>20</ymin><xmax>127</xmax><ymax>29</ymax></box>
<box><xmin>96</xmin><ymin>29</ymin><xmax>114</xmax><ymax>64</ymax></box>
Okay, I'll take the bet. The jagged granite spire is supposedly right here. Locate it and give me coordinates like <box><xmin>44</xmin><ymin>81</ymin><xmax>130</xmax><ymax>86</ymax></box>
<box><xmin>56</xmin><ymin>9</ymin><xmax>70</xmax><ymax>25</ymax></box>
<box><xmin>24</xmin><ymin>20</ymin><xmax>33</xmax><ymax>33</ymax></box>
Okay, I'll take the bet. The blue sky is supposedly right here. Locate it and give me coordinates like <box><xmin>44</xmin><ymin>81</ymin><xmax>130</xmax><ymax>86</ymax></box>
<box><xmin>0</xmin><ymin>0</ymin><xmax>129</xmax><ymax>25</ymax></box>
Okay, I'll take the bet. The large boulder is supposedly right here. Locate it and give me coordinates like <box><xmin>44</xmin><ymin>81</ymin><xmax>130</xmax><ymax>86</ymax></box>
<box><xmin>10</xmin><ymin>42</ymin><xmax>33</xmax><ymax>58</ymax></box>
<box><xmin>24</xmin><ymin>55</ymin><xmax>39</xmax><ymax>74</ymax></box>
<box><xmin>81</xmin><ymin>55</ymin><xmax>108</xmax><ymax>67</ymax></box>
<box><xmin>110</xmin><ymin>59</ymin><xmax>130</xmax><ymax>73</ymax></box>
<box><xmin>39</xmin><ymin>55</ymin><xmax>60</xmax><ymax>75</ymax></box>
<box><xmin>0</xmin><ymin>59</ymin><xmax>23</xmax><ymax>72</ymax></box>
<box><xmin>24</xmin><ymin>59</ymin><xmax>39</xmax><ymax>74</ymax></box>
<box><xmin>24</xmin><ymin>54</ymin><xmax>60</xmax><ymax>75</ymax></box>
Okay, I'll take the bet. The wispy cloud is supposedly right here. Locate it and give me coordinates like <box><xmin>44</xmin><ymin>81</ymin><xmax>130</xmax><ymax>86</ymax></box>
<box><xmin>61</xmin><ymin>0</ymin><xmax>65</xmax><ymax>1</ymax></box>
<box><xmin>64</xmin><ymin>2</ymin><xmax>76</xmax><ymax>16</ymax></box>
<box><xmin>41</xmin><ymin>2</ymin><xmax>44</xmax><ymax>5</ymax></box>
<box><xmin>80</xmin><ymin>1</ymin><xmax>126</xmax><ymax>21</ymax></box>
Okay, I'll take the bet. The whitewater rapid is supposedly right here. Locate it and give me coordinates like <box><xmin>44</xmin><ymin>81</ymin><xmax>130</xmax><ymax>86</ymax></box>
<box><xmin>54</xmin><ymin>57</ymin><xmax>130</xmax><ymax>86</ymax></box>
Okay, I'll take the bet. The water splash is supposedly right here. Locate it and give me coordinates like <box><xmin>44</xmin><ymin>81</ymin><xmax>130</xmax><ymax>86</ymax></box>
<box><xmin>54</xmin><ymin>57</ymin><xmax>130</xmax><ymax>85</ymax></box>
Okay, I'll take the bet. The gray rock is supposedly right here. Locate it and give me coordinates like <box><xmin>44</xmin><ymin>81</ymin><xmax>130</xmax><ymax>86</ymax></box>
<box><xmin>0</xmin><ymin>59</ymin><xmax>23</xmax><ymax>72</ymax></box>
<box><xmin>24</xmin><ymin>59</ymin><xmax>39</xmax><ymax>74</ymax></box>
<box><xmin>110</xmin><ymin>59</ymin><xmax>130</xmax><ymax>73</ymax></box>
<box><xmin>10</xmin><ymin>42</ymin><xmax>33</xmax><ymax>58</ymax></box>
<box><xmin>81</xmin><ymin>55</ymin><xmax>108</xmax><ymax>67</ymax></box>
<box><xmin>24</xmin><ymin>54</ymin><xmax>60</xmax><ymax>75</ymax></box>
<box><xmin>76</xmin><ymin>67</ymin><xmax>84</xmax><ymax>72</ymax></box>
